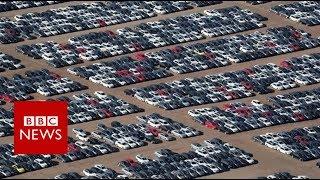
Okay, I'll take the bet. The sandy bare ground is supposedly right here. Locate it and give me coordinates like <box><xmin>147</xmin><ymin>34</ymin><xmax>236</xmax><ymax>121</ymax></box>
<box><xmin>0</xmin><ymin>1</ymin><xmax>320</xmax><ymax>179</ymax></box>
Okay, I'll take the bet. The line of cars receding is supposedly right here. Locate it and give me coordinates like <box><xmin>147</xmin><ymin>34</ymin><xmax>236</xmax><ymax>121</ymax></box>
<box><xmin>54</xmin><ymin>138</ymin><xmax>257</xmax><ymax>179</ymax></box>
<box><xmin>110</xmin><ymin>138</ymin><xmax>256</xmax><ymax>179</ymax></box>
<box><xmin>72</xmin><ymin>113</ymin><xmax>201</xmax><ymax>151</ymax></box>
<box><xmin>246</xmin><ymin>1</ymin><xmax>271</xmax><ymax>5</ymax></box>
<box><xmin>66</xmin><ymin>26</ymin><xmax>320</xmax><ymax>90</ymax></box>
<box><xmin>0</xmin><ymin>111</ymin><xmax>201</xmax><ymax>177</ymax></box>
<box><xmin>0</xmin><ymin>1</ymin><xmax>221</xmax><ymax>44</ymax></box>
<box><xmin>0</xmin><ymin>1</ymin><xmax>61</xmax><ymax>12</ymax></box>
<box><xmin>0</xmin><ymin>144</ymin><xmax>57</xmax><ymax>179</ymax></box>
<box><xmin>142</xmin><ymin>25</ymin><xmax>318</xmax><ymax>69</ymax></box>
<box><xmin>0</xmin><ymin>107</ymin><xmax>13</xmax><ymax>137</ymax></box>
<box><xmin>55</xmin><ymin>164</ymin><xmax>127</xmax><ymax>179</ymax></box>
<box><xmin>188</xmin><ymin>87</ymin><xmax>320</xmax><ymax>134</ymax></box>
<box><xmin>57</xmin><ymin>136</ymin><xmax>120</xmax><ymax>164</ymax></box>
<box><xmin>125</xmin><ymin>52</ymin><xmax>320</xmax><ymax>110</ymax></box>
<box><xmin>58</xmin><ymin>114</ymin><xmax>201</xmax><ymax>163</ymax></box>
<box><xmin>52</xmin><ymin>91</ymin><xmax>144</xmax><ymax>125</ymax></box>
<box><xmin>67</xmin><ymin>56</ymin><xmax>173</xmax><ymax>88</ymax></box>
<box><xmin>254</xmin><ymin>125</ymin><xmax>320</xmax><ymax>161</ymax></box>
<box><xmin>257</xmin><ymin>172</ymin><xmax>309</xmax><ymax>179</ymax></box>
<box><xmin>0</xmin><ymin>51</ymin><xmax>24</xmax><ymax>72</ymax></box>
<box><xmin>0</xmin><ymin>69</ymin><xmax>87</xmax><ymax>104</ymax></box>
<box><xmin>271</xmin><ymin>1</ymin><xmax>320</xmax><ymax>26</ymax></box>
<box><xmin>16</xmin><ymin>6</ymin><xmax>267</xmax><ymax>67</ymax></box>
<box><xmin>0</xmin><ymin>91</ymin><xmax>144</xmax><ymax>137</ymax></box>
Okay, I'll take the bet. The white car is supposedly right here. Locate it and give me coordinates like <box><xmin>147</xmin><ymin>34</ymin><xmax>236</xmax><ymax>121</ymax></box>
<box><xmin>93</xmin><ymin>145</ymin><xmax>109</xmax><ymax>154</ymax></box>
<box><xmin>135</xmin><ymin>154</ymin><xmax>151</xmax><ymax>164</ymax></box>
<box><xmin>83</xmin><ymin>168</ymin><xmax>99</xmax><ymax>177</ymax></box>
<box><xmin>115</xmin><ymin>140</ymin><xmax>130</xmax><ymax>150</ymax></box>
<box><xmin>72</xmin><ymin>128</ymin><xmax>88</xmax><ymax>136</ymax></box>
<box><xmin>34</xmin><ymin>159</ymin><xmax>48</xmax><ymax>168</ymax></box>
<box><xmin>76</xmin><ymin>134</ymin><xmax>89</xmax><ymax>142</ymax></box>
<box><xmin>292</xmin><ymin>176</ymin><xmax>310</xmax><ymax>179</ymax></box>
<box><xmin>75</xmin><ymin>141</ymin><xmax>88</xmax><ymax>149</ymax></box>
<box><xmin>94</xmin><ymin>91</ymin><xmax>108</xmax><ymax>99</ymax></box>
<box><xmin>265</xmin><ymin>141</ymin><xmax>278</xmax><ymax>149</ymax></box>
<box><xmin>251</xmin><ymin>99</ymin><xmax>263</xmax><ymax>106</ymax></box>
<box><xmin>278</xmin><ymin>146</ymin><xmax>293</xmax><ymax>155</ymax></box>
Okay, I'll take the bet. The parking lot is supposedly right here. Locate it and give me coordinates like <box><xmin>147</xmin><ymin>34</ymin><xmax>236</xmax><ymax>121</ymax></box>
<box><xmin>0</xmin><ymin>1</ymin><xmax>320</xmax><ymax>179</ymax></box>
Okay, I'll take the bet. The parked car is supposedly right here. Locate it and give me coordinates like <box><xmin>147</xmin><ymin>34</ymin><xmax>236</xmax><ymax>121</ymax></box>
<box><xmin>254</xmin><ymin>125</ymin><xmax>320</xmax><ymax>161</ymax></box>
<box><xmin>271</xmin><ymin>1</ymin><xmax>320</xmax><ymax>26</ymax></box>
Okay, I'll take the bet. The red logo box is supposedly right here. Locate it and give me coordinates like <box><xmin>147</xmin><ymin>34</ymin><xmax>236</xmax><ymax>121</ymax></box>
<box><xmin>14</xmin><ymin>101</ymin><xmax>68</xmax><ymax>154</ymax></box>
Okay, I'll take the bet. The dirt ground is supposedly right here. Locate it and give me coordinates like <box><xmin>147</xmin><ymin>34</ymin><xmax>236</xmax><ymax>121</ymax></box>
<box><xmin>0</xmin><ymin>1</ymin><xmax>320</xmax><ymax>179</ymax></box>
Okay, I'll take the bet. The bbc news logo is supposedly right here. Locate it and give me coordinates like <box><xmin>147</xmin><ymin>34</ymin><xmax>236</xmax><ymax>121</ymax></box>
<box><xmin>20</xmin><ymin>116</ymin><xmax>61</xmax><ymax>141</ymax></box>
<box><xmin>14</xmin><ymin>101</ymin><xmax>68</xmax><ymax>154</ymax></box>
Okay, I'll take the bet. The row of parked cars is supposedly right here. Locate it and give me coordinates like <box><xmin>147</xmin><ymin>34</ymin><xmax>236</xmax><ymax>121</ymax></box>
<box><xmin>246</xmin><ymin>1</ymin><xmax>270</xmax><ymax>5</ymax></box>
<box><xmin>117</xmin><ymin>138</ymin><xmax>257</xmax><ymax>179</ymax></box>
<box><xmin>0</xmin><ymin>51</ymin><xmax>24</xmax><ymax>72</ymax></box>
<box><xmin>16</xmin><ymin>6</ymin><xmax>267</xmax><ymax>67</ymax></box>
<box><xmin>78</xmin><ymin>113</ymin><xmax>202</xmax><ymax>150</ymax></box>
<box><xmin>0</xmin><ymin>108</ymin><xmax>13</xmax><ymax>137</ymax></box>
<box><xmin>0</xmin><ymin>144</ymin><xmax>57</xmax><ymax>178</ymax></box>
<box><xmin>0</xmin><ymin>135</ymin><xmax>119</xmax><ymax>178</ymax></box>
<box><xmin>254</xmin><ymin>125</ymin><xmax>320</xmax><ymax>161</ymax></box>
<box><xmin>55</xmin><ymin>164</ymin><xmax>127</xmax><ymax>179</ymax></box>
<box><xmin>0</xmin><ymin>1</ymin><xmax>61</xmax><ymax>12</ymax></box>
<box><xmin>0</xmin><ymin>69</ymin><xmax>87</xmax><ymax>104</ymax></box>
<box><xmin>0</xmin><ymin>1</ymin><xmax>221</xmax><ymax>44</ymax></box>
<box><xmin>57</xmin><ymin>136</ymin><xmax>119</xmax><ymax>164</ymax></box>
<box><xmin>271</xmin><ymin>1</ymin><xmax>320</xmax><ymax>26</ymax></box>
<box><xmin>257</xmin><ymin>172</ymin><xmax>309</xmax><ymax>179</ymax></box>
<box><xmin>188</xmin><ymin>87</ymin><xmax>320</xmax><ymax>134</ymax></box>
<box><xmin>142</xmin><ymin>26</ymin><xmax>318</xmax><ymax>74</ymax></box>
<box><xmin>66</xmin><ymin>26</ymin><xmax>320</xmax><ymax>88</ymax></box>
<box><xmin>67</xmin><ymin>56</ymin><xmax>173</xmax><ymax>88</ymax></box>
<box><xmin>54</xmin><ymin>138</ymin><xmax>256</xmax><ymax>179</ymax></box>
<box><xmin>125</xmin><ymin>52</ymin><xmax>320</xmax><ymax>110</ymax></box>
<box><xmin>59</xmin><ymin>91</ymin><xmax>143</xmax><ymax>125</ymax></box>
<box><xmin>0</xmin><ymin>91</ymin><xmax>143</xmax><ymax>137</ymax></box>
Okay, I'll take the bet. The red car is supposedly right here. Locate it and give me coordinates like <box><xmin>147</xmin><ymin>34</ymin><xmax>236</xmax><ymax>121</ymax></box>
<box><xmin>205</xmin><ymin>121</ymin><xmax>218</xmax><ymax>129</ymax></box>
<box><xmin>241</xmin><ymin>81</ymin><xmax>253</xmax><ymax>90</ymax></box>
<box><xmin>292</xmin><ymin>31</ymin><xmax>301</xmax><ymax>39</ymax></box>
<box><xmin>68</xmin><ymin>143</ymin><xmax>79</xmax><ymax>152</ymax></box>
<box><xmin>76</xmin><ymin>47</ymin><xmax>86</xmax><ymax>53</ymax></box>
<box><xmin>97</xmin><ymin>19</ymin><xmax>106</xmax><ymax>27</ymax></box>
<box><xmin>289</xmin><ymin>44</ymin><xmax>300</xmax><ymax>51</ymax></box>
<box><xmin>135</xmin><ymin>74</ymin><xmax>145</xmax><ymax>82</ymax></box>
<box><xmin>222</xmin><ymin>103</ymin><xmax>233</xmax><ymax>110</ymax></box>
<box><xmin>171</xmin><ymin>46</ymin><xmax>183</xmax><ymax>53</ymax></box>
<box><xmin>293</xmin><ymin>113</ymin><xmax>305</xmax><ymax>121</ymax></box>
<box><xmin>215</xmin><ymin>86</ymin><xmax>227</xmax><ymax>92</ymax></box>
<box><xmin>147</xmin><ymin>127</ymin><xmax>159</xmax><ymax>137</ymax></box>
<box><xmin>227</xmin><ymin>91</ymin><xmax>238</xmax><ymax>99</ymax></box>
<box><xmin>100</xmin><ymin>109</ymin><xmax>114</xmax><ymax>118</ymax></box>
<box><xmin>125</xmin><ymin>158</ymin><xmax>138</xmax><ymax>167</ymax></box>
<box><xmin>242</xmin><ymin>68</ymin><xmax>254</xmax><ymax>75</ymax></box>
<box><xmin>86</xmin><ymin>99</ymin><xmax>98</xmax><ymax>106</ymax></box>
<box><xmin>0</xmin><ymin>94</ymin><xmax>14</xmax><ymax>103</ymax></box>
<box><xmin>265</xmin><ymin>41</ymin><xmax>276</xmax><ymax>47</ymax></box>
<box><xmin>204</xmin><ymin>52</ymin><xmax>215</xmax><ymax>60</ymax></box>
<box><xmin>235</xmin><ymin>107</ymin><xmax>251</xmax><ymax>117</ymax></box>
<box><xmin>105</xmin><ymin>30</ymin><xmax>115</xmax><ymax>36</ymax></box>
<box><xmin>156</xmin><ymin>89</ymin><xmax>168</xmax><ymax>96</ymax></box>
<box><xmin>280</xmin><ymin>60</ymin><xmax>292</xmax><ymax>68</ymax></box>
<box><xmin>133</xmin><ymin>52</ymin><xmax>146</xmax><ymax>61</ymax></box>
